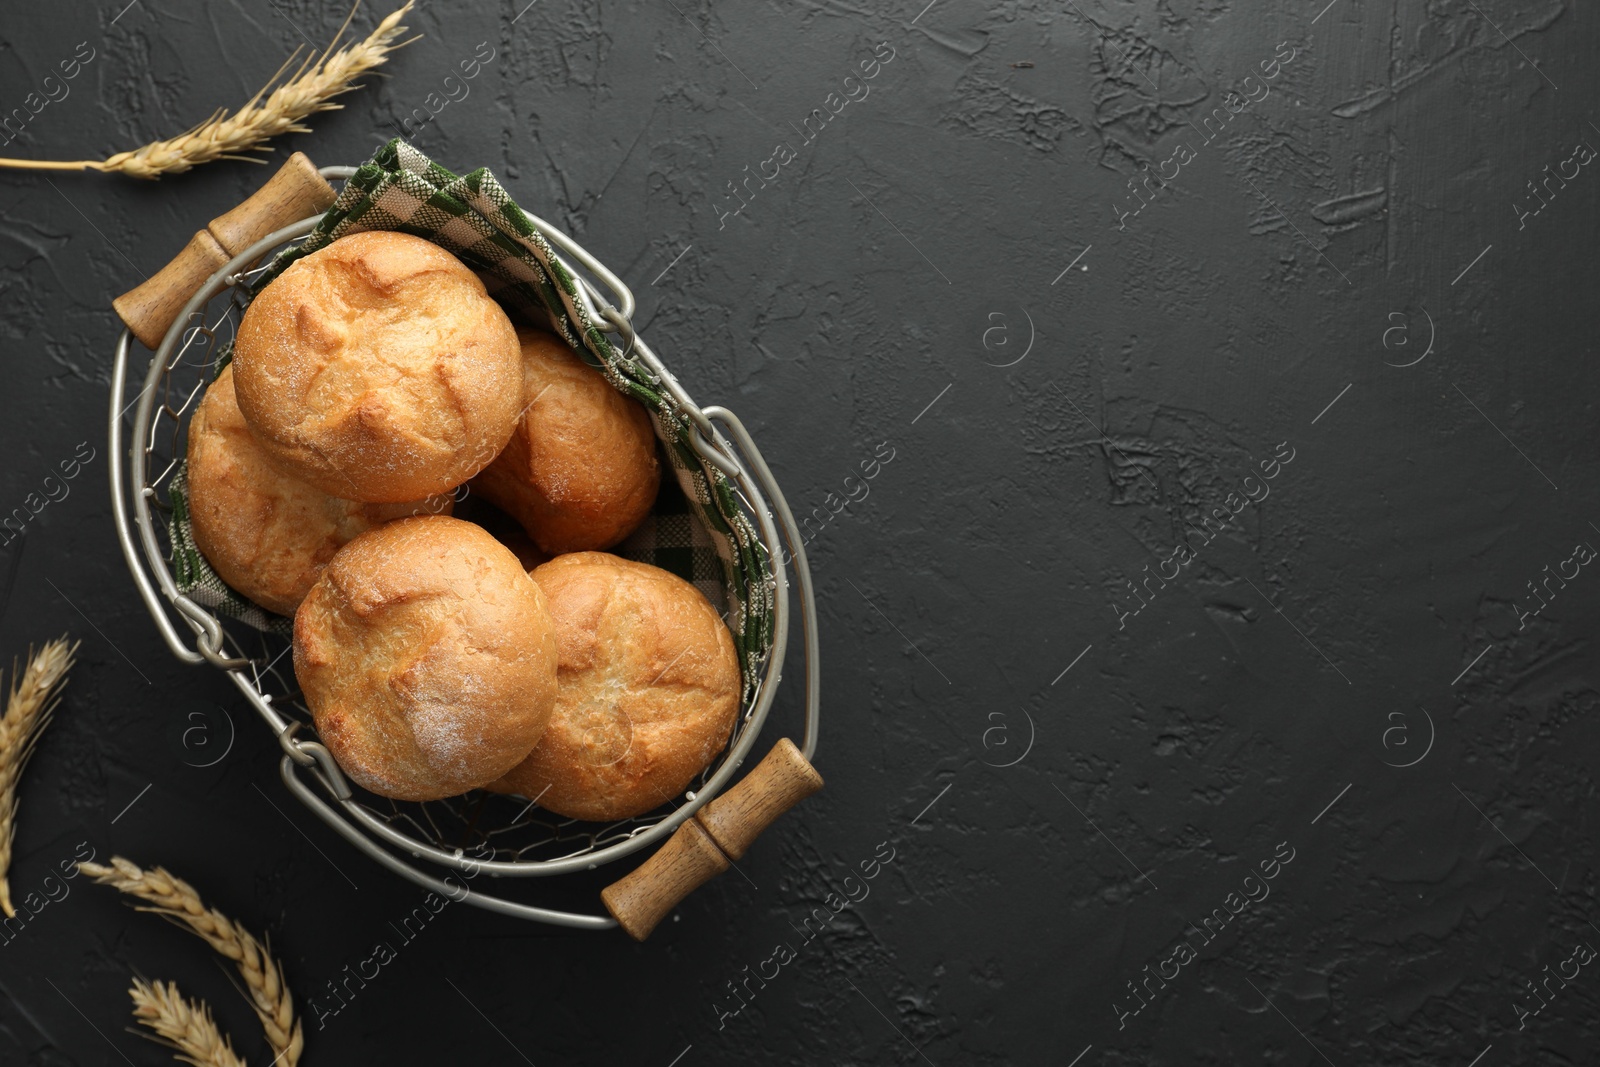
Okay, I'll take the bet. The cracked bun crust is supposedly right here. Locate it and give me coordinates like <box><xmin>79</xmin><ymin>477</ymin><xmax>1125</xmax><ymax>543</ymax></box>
<box><xmin>470</xmin><ymin>328</ymin><xmax>659</xmax><ymax>554</ymax></box>
<box><xmin>232</xmin><ymin>231</ymin><xmax>522</xmax><ymax>503</ymax></box>
<box><xmin>487</xmin><ymin>552</ymin><xmax>740</xmax><ymax>821</ymax></box>
<box><xmin>293</xmin><ymin>516</ymin><xmax>559</xmax><ymax>802</ymax></box>
<box><xmin>186</xmin><ymin>364</ymin><xmax>452</xmax><ymax>617</ymax></box>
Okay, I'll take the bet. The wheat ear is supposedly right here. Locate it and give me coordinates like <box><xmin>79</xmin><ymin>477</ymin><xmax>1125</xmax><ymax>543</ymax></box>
<box><xmin>129</xmin><ymin>978</ymin><xmax>248</xmax><ymax>1067</ymax></box>
<box><xmin>80</xmin><ymin>857</ymin><xmax>304</xmax><ymax>1067</ymax></box>
<box><xmin>0</xmin><ymin>0</ymin><xmax>417</xmax><ymax>178</ymax></box>
<box><xmin>0</xmin><ymin>637</ymin><xmax>78</xmax><ymax>918</ymax></box>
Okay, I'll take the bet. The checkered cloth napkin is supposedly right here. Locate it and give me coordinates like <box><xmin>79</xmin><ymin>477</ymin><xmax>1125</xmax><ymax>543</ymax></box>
<box><xmin>167</xmin><ymin>138</ymin><xmax>774</xmax><ymax>686</ymax></box>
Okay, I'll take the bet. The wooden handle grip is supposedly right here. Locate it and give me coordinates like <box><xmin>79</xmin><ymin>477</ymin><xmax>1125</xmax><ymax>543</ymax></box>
<box><xmin>113</xmin><ymin>152</ymin><xmax>336</xmax><ymax>350</ymax></box>
<box><xmin>601</xmin><ymin>817</ymin><xmax>729</xmax><ymax>942</ymax></box>
<box><xmin>207</xmin><ymin>151</ymin><xmax>335</xmax><ymax>256</ymax></box>
<box><xmin>696</xmin><ymin>736</ymin><xmax>823</xmax><ymax>860</ymax></box>
<box><xmin>601</xmin><ymin>738</ymin><xmax>822</xmax><ymax>941</ymax></box>
<box><xmin>113</xmin><ymin>230</ymin><xmax>229</xmax><ymax>350</ymax></box>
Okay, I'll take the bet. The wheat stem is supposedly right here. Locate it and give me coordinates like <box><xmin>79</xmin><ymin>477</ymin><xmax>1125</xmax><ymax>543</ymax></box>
<box><xmin>129</xmin><ymin>978</ymin><xmax>249</xmax><ymax>1067</ymax></box>
<box><xmin>0</xmin><ymin>637</ymin><xmax>78</xmax><ymax>918</ymax></box>
<box><xmin>81</xmin><ymin>857</ymin><xmax>304</xmax><ymax>1067</ymax></box>
<box><xmin>0</xmin><ymin>1</ymin><xmax>417</xmax><ymax>179</ymax></box>
<box><xmin>0</xmin><ymin>159</ymin><xmax>111</xmax><ymax>172</ymax></box>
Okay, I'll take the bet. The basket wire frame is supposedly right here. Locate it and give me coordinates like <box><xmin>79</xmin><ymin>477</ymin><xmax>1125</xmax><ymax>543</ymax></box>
<box><xmin>109</xmin><ymin>167</ymin><xmax>819</xmax><ymax>929</ymax></box>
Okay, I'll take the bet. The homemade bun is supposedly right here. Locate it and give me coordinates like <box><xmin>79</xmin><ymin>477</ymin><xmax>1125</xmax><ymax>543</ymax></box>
<box><xmin>185</xmin><ymin>364</ymin><xmax>451</xmax><ymax>616</ymax></box>
<box><xmin>488</xmin><ymin>552</ymin><xmax>740</xmax><ymax>821</ymax></box>
<box><xmin>470</xmin><ymin>329</ymin><xmax>659</xmax><ymax>554</ymax></box>
<box><xmin>293</xmin><ymin>516</ymin><xmax>559</xmax><ymax>801</ymax></box>
<box><xmin>233</xmin><ymin>231</ymin><xmax>522</xmax><ymax>503</ymax></box>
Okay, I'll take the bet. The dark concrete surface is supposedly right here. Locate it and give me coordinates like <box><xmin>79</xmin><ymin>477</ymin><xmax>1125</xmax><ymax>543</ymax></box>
<box><xmin>1</xmin><ymin>0</ymin><xmax>1598</xmax><ymax>1063</ymax></box>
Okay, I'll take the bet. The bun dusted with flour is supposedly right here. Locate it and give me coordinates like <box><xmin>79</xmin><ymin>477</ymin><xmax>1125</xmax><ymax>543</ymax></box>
<box><xmin>185</xmin><ymin>364</ymin><xmax>451</xmax><ymax>616</ymax></box>
<box><xmin>470</xmin><ymin>328</ymin><xmax>659</xmax><ymax>554</ymax></box>
<box><xmin>488</xmin><ymin>552</ymin><xmax>739</xmax><ymax>821</ymax></box>
<box><xmin>293</xmin><ymin>515</ymin><xmax>559</xmax><ymax>801</ymax></box>
<box><xmin>232</xmin><ymin>230</ymin><xmax>522</xmax><ymax>503</ymax></box>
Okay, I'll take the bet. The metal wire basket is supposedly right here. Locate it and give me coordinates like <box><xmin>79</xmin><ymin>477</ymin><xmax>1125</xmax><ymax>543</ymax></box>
<box><xmin>108</xmin><ymin>154</ymin><xmax>820</xmax><ymax>937</ymax></box>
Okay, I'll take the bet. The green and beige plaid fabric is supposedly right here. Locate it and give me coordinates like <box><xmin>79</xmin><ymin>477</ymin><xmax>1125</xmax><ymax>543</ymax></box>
<box><xmin>167</xmin><ymin>138</ymin><xmax>773</xmax><ymax>685</ymax></box>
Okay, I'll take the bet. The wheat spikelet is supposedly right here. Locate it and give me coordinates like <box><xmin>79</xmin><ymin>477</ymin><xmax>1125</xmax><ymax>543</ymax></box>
<box><xmin>129</xmin><ymin>978</ymin><xmax>248</xmax><ymax>1067</ymax></box>
<box><xmin>81</xmin><ymin>857</ymin><xmax>304</xmax><ymax>1067</ymax></box>
<box><xmin>0</xmin><ymin>1</ymin><xmax>417</xmax><ymax>178</ymax></box>
<box><xmin>0</xmin><ymin>637</ymin><xmax>78</xmax><ymax>918</ymax></box>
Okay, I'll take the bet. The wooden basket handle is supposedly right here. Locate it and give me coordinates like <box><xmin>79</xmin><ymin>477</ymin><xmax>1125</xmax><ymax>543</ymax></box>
<box><xmin>113</xmin><ymin>152</ymin><xmax>337</xmax><ymax>350</ymax></box>
<box><xmin>601</xmin><ymin>737</ymin><xmax>822</xmax><ymax>940</ymax></box>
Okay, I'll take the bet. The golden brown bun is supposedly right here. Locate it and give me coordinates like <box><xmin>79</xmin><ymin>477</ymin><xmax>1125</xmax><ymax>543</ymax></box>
<box><xmin>233</xmin><ymin>231</ymin><xmax>522</xmax><ymax>503</ymax></box>
<box><xmin>470</xmin><ymin>329</ymin><xmax>659</xmax><ymax>554</ymax></box>
<box><xmin>186</xmin><ymin>364</ymin><xmax>452</xmax><ymax>616</ymax></box>
<box><xmin>487</xmin><ymin>552</ymin><xmax>739</xmax><ymax>821</ymax></box>
<box><xmin>293</xmin><ymin>516</ymin><xmax>559</xmax><ymax>801</ymax></box>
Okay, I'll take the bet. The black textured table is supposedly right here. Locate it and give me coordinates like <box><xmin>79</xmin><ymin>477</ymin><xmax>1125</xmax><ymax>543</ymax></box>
<box><xmin>2</xmin><ymin>1</ymin><xmax>1597</xmax><ymax>1064</ymax></box>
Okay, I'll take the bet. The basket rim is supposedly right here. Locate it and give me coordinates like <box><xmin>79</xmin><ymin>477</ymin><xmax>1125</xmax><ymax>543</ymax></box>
<box><xmin>110</xmin><ymin>187</ymin><xmax>811</xmax><ymax>891</ymax></box>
